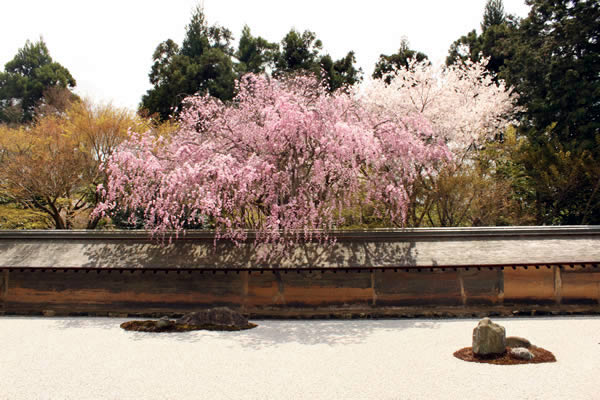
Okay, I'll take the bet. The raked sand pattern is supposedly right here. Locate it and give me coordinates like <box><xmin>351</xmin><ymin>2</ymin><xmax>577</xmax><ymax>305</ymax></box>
<box><xmin>0</xmin><ymin>316</ymin><xmax>598</xmax><ymax>399</ymax></box>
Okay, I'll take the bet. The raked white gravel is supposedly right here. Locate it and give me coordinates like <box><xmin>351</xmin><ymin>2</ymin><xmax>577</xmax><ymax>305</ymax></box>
<box><xmin>0</xmin><ymin>316</ymin><xmax>598</xmax><ymax>400</ymax></box>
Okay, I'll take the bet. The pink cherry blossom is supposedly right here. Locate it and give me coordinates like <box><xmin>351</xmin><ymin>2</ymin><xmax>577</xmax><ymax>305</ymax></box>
<box><xmin>96</xmin><ymin>74</ymin><xmax>451</xmax><ymax>243</ymax></box>
<box><xmin>363</xmin><ymin>58</ymin><xmax>518</xmax><ymax>155</ymax></box>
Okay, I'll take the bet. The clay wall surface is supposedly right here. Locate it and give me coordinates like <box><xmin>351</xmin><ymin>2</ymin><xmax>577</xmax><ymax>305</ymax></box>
<box><xmin>1</xmin><ymin>265</ymin><xmax>599</xmax><ymax>318</ymax></box>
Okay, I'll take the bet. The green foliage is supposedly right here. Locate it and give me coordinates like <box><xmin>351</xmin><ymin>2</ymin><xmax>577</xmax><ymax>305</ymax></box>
<box><xmin>274</xmin><ymin>29</ymin><xmax>323</xmax><ymax>74</ymax></box>
<box><xmin>373</xmin><ymin>39</ymin><xmax>428</xmax><ymax>83</ymax></box>
<box><xmin>503</xmin><ymin>0</ymin><xmax>600</xmax><ymax>143</ymax></box>
<box><xmin>0</xmin><ymin>39</ymin><xmax>76</xmax><ymax>123</ymax></box>
<box><xmin>107</xmin><ymin>206</ymin><xmax>208</xmax><ymax>230</ymax></box>
<box><xmin>446</xmin><ymin>0</ymin><xmax>517</xmax><ymax>77</ymax></box>
<box><xmin>499</xmin><ymin>0</ymin><xmax>600</xmax><ymax>224</ymax></box>
<box><xmin>444</xmin><ymin>0</ymin><xmax>599</xmax><ymax>225</ymax></box>
<box><xmin>234</xmin><ymin>26</ymin><xmax>278</xmax><ymax>75</ymax></box>
<box><xmin>517</xmin><ymin>132</ymin><xmax>600</xmax><ymax>224</ymax></box>
<box><xmin>407</xmin><ymin>144</ymin><xmax>535</xmax><ymax>227</ymax></box>
<box><xmin>446</xmin><ymin>29</ymin><xmax>480</xmax><ymax>66</ymax></box>
<box><xmin>319</xmin><ymin>51</ymin><xmax>361</xmax><ymax>92</ymax></box>
<box><xmin>107</xmin><ymin>207</ymin><xmax>146</xmax><ymax>229</ymax></box>
<box><xmin>482</xmin><ymin>0</ymin><xmax>506</xmax><ymax>30</ymax></box>
<box><xmin>141</xmin><ymin>11</ymin><xmax>363</xmax><ymax>119</ymax></box>
<box><xmin>337</xmin><ymin>129</ymin><xmax>538</xmax><ymax>229</ymax></box>
<box><xmin>140</xmin><ymin>6</ymin><xmax>236</xmax><ymax>120</ymax></box>
<box><xmin>474</xmin><ymin>127</ymin><xmax>538</xmax><ymax>225</ymax></box>
<box><xmin>181</xmin><ymin>8</ymin><xmax>234</xmax><ymax>58</ymax></box>
<box><xmin>273</xmin><ymin>29</ymin><xmax>362</xmax><ymax>92</ymax></box>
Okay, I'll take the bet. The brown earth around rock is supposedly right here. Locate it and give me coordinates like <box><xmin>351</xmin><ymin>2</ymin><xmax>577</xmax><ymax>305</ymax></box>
<box><xmin>453</xmin><ymin>346</ymin><xmax>556</xmax><ymax>365</ymax></box>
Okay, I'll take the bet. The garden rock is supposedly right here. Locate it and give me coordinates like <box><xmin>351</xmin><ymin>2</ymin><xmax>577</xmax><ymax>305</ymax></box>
<box><xmin>510</xmin><ymin>347</ymin><xmax>534</xmax><ymax>360</ymax></box>
<box><xmin>156</xmin><ymin>316</ymin><xmax>172</xmax><ymax>329</ymax></box>
<box><xmin>506</xmin><ymin>336</ymin><xmax>531</xmax><ymax>348</ymax></box>
<box><xmin>472</xmin><ymin>318</ymin><xmax>506</xmax><ymax>356</ymax></box>
<box><xmin>176</xmin><ymin>307</ymin><xmax>248</xmax><ymax>329</ymax></box>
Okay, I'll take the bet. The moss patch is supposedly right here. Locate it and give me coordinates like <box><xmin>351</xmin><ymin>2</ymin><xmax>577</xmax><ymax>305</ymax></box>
<box><xmin>120</xmin><ymin>320</ymin><xmax>258</xmax><ymax>332</ymax></box>
<box><xmin>0</xmin><ymin>203</ymin><xmax>51</xmax><ymax>229</ymax></box>
<box><xmin>453</xmin><ymin>346</ymin><xmax>556</xmax><ymax>365</ymax></box>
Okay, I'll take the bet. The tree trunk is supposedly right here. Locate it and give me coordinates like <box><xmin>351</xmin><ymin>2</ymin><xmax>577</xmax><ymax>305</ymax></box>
<box><xmin>86</xmin><ymin>214</ymin><xmax>101</xmax><ymax>230</ymax></box>
<box><xmin>51</xmin><ymin>213</ymin><xmax>67</xmax><ymax>229</ymax></box>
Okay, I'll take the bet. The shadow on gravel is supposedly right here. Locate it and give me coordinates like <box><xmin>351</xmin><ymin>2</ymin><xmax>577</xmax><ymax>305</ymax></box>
<box><xmin>50</xmin><ymin>317</ymin><xmax>128</xmax><ymax>330</ymax></box>
<box><xmin>233</xmin><ymin>320</ymin><xmax>441</xmax><ymax>348</ymax></box>
<box><xmin>120</xmin><ymin>319</ymin><xmax>441</xmax><ymax>347</ymax></box>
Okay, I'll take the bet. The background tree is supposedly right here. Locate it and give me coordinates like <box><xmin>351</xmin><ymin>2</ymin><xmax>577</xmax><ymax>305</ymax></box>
<box><xmin>140</xmin><ymin>6</ymin><xmax>236</xmax><ymax>120</ymax></box>
<box><xmin>516</xmin><ymin>132</ymin><xmax>600</xmax><ymax>224</ymax></box>
<box><xmin>444</xmin><ymin>0</ymin><xmax>599</xmax><ymax>224</ymax></box>
<box><xmin>446</xmin><ymin>0</ymin><xmax>517</xmax><ymax>77</ymax></box>
<box><xmin>423</xmin><ymin>126</ymin><xmax>535</xmax><ymax>227</ymax></box>
<box><xmin>273</xmin><ymin>29</ymin><xmax>323</xmax><ymax>75</ymax></box>
<box><xmin>234</xmin><ymin>25</ymin><xmax>278</xmax><ymax>75</ymax></box>
<box><xmin>35</xmin><ymin>86</ymin><xmax>80</xmax><ymax>117</ymax></box>
<box><xmin>0</xmin><ymin>39</ymin><xmax>76</xmax><ymax>123</ymax></box>
<box><xmin>502</xmin><ymin>0</ymin><xmax>600</xmax><ymax>224</ymax></box>
<box><xmin>273</xmin><ymin>29</ymin><xmax>362</xmax><ymax>92</ymax></box>
<box><xmin>482</xmin><ymin>0</ymin><xmax>506</xmax><ymax>28</ymax></box>
<box><xmin>0</xmin><ymin>100</ymin><xmax>140</xmax><ymax>229</ymax></box>
<box><xmin>372</xmin><ymin>39</ymin><xmax>428</xmax><ymax>84</ymax></box>
<box><xmin>0</xmin><ymin>114</ymin><xmax>95</xmax><ymax>229</ymax></box>
<box><xmin>319</xmin><ymin>51</ymin><xmax>361</xmax><ymax>92</ymax></box>
<box><xmin>503</xmin><ymin>0</ymin><xmax>599</xmax><ymax>143</ymax></box>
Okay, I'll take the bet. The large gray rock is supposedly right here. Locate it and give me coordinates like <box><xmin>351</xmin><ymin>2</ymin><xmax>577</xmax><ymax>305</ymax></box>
<box><xmin>506</xmin><ymin>336</ymin><xmax>531</xmax><ymax>349</ymax></box>
<box><xmin>510</xmin><ymin>347</ymin><xmax>534</xmax><ymax>360</ymax></box>
<box><xmin>176</xmin><ymin>307</ymin><xmax>248</xmax><ymax>328</ymax></box>
<box><xmin>472</xmin><ymin>318</ymin><xmax>506</xmax><ymax>356</ymax></box>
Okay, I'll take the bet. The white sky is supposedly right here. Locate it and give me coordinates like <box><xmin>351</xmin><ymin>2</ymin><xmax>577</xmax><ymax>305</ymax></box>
<box><xmin>1</xmin><ymin>0</ymin><xmax>531</xmax><ymax>111</ymax></box>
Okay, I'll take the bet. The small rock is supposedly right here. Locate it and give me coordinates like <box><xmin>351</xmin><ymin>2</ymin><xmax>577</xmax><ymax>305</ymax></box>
<box><xmin>510</xmin><ymin>347</ymin><xmax>534</xmax><ymax>360</ymax></box>
<box><xmin>155</xmin><ymin>316</ymin><xmax>172</xmax><ymax>328</ymax></box>
<box><xmin>473</xmin><ymin>317</ymin><xmax>506</xmax><ymax>356</ymax></box>
<box><xmin>506</xmin><ymin>336</ymin><xmax>531</xmax><ymax>348</ymax></box>
<box><xmin>42</xmin><ymin>310</ymin><xmax>56</xmax><ymax>317</ymax></box>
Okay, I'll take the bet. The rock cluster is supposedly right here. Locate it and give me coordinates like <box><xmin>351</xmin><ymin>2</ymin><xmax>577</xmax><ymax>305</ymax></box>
<box><xmin>472</xmin><ymin>318</ymin><xmax>535</xmax><ymax>360</ymax></box>
<box><xmin>120</xmin><ymin>307</ymin><xmax>256</xmax><ymax>332</ymax></box>
<box><xmin>456</xmin><ymin>318</ymin><xmax>556</xmax><ymax>365</ymax></box>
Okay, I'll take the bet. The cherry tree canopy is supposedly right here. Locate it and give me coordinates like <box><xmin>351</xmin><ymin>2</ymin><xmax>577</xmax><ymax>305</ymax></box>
<box><xmin>364</xmin><ymin>58</ymin><xmax>518</xmax><ymax>154</ymax></box>
<box><xmin>96</xmin><ymin>74</ymin><xmax>450</xmax><ymax>242</ymax></box>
